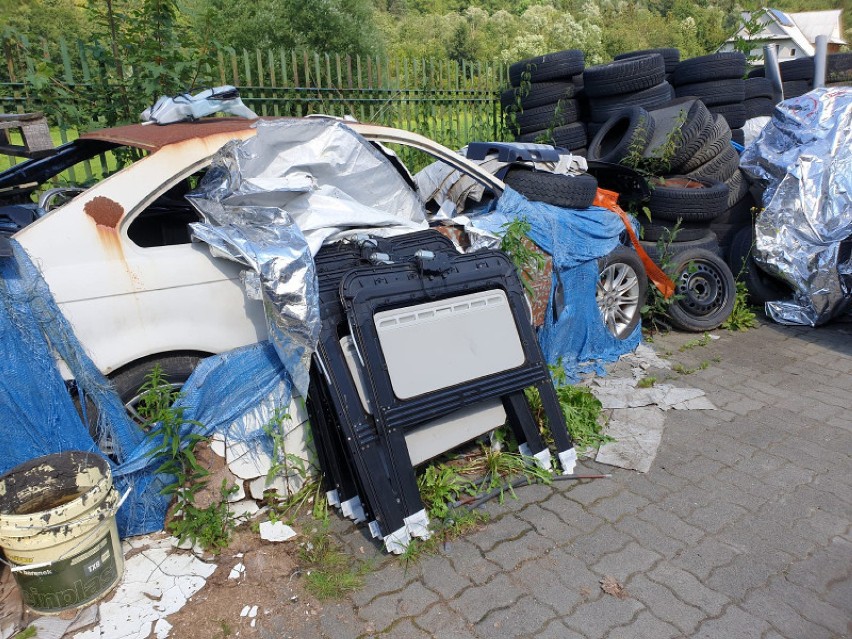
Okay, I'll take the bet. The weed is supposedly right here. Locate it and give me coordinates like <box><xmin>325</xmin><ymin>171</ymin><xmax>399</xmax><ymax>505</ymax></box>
<box><xmin>679</xmin><ymin>332</ymin><xmax>712</xmax><ymax>351</ymax></box>
<box><xmin>299</xmin><ymin>523</ymin><xmax>370</xmax><ymax>600</ymax></box>
<box><xmin>500</xmin><ymin>218</ymin><xmax>546</xmax><ymax>299</ymax></box>
<box><xmin>417</xmin><ymin>464</ymin><xmax>476</xmax><ymax>519</ymax></box>
<box><xmin>214</xmin><ymin>619</ymin><xmax>232</xmax><ymax>639</ymax></box>
<box><xmin>672</xmin><ymin>361</ymin><xmax>710</xmax><ymax>375</ymax></box>
<box><xmin>698</xmin><ymin>360</ymin><xmax>710</xmax><ymax>370</ymax></box>
<box><xmin>141</xmin><ymin>365</ymin><xmax>235</xmax><ymax>552</ymax></box>
<box><xmin>637</xmin><ymin>376</ymin><xmax>657</xmax><ymax>388</ymax></box>
<box><xmin>13</xmin><ymin>628</ymin><xmax>36</xmax><ymax>639</ymax></box>
<box><xmin>527</xmin><ymin>364</ymin><xmax>610</xmax><ymax>451</ymax></box>
<box><xmin>722</xmin><ymin>280</ymin><xmax>758</xmax><ymax>331</ymax></box>
<box><xmin>641</xmin><ymin>222</ymin><xmax>684</xmax><ymax>333</ymax></box>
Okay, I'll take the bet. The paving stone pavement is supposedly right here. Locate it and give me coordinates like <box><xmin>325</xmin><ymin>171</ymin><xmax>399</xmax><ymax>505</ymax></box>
<box><xmin>316</xmin><ymin>321</ymin><xmax>852</xmax><ymax>639</ymax></box>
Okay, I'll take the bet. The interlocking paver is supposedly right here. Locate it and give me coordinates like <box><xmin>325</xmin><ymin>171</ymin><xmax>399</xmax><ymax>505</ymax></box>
<box><xmin>606</xmin><ymin>610</ymin><xmax>681</xmax><ymax>639</ymax></box>
<box><xmin>474</xmin><ymin>595</ymin><xmax>555</xmax><ymax>639</ymax></box>
<box><xmin>318</xmin><ymin>324</ymin><xmax>852</xmax><ymax>639</ymax></box>
<box><xmin>648</xmin><ymin>564</ymin><xmax>729</xmax><ymax>616</ymax></box>
<box><xmin>624</xmin><ymin>574</ymin><xmax>704</xmax><ymax>635</ymax></box>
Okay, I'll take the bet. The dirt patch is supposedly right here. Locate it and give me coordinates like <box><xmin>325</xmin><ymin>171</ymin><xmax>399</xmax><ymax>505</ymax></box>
<box><xmin>164</xmin><ymin>528</ymin><xmax>327</xmax><ymax>639</ymax></box>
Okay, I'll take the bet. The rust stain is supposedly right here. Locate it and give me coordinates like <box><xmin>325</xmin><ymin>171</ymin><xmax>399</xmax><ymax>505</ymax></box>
<box><xmin>84</xmin><ymin>196</ymin><xmax>124</xmax><ymax>228</ymax></box>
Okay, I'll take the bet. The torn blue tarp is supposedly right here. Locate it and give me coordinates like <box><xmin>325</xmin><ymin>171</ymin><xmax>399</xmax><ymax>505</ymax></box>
<box><xmin>0</xmin><ymin>244</ymin><xmax>291</xmax><ymax>536</ymax></box>
<box><xmin>467</xmin><ymin>186</ymin><xmax>641</xmax><ymax>380</ymax></box>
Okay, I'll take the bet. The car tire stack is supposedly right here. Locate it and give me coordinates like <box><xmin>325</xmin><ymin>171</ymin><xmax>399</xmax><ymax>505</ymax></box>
<box><xmin>582</xmin><ymin>53</ymin><xmax>673</xmax><ymax>140</ymax></box>
<box><xmin>672</xmin><ymin>52</ymin><xmax>748</xmax><ymax>147</ymax></box>
<box><xmin>742</xmin><ymin>76</ymin><xmax>775</xmax><ymax>131</ymax></box>
<box><xmin>503</xmin><ymin>50</ymin><xmax>588</xmax><ymax>154</ymax></box>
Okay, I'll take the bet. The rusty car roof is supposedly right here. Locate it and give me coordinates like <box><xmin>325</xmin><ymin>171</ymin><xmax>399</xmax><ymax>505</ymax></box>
<box><xmin>78</xmin><ymin>118</ymin><xmax>272</xmax><ymax>151</ymax></box>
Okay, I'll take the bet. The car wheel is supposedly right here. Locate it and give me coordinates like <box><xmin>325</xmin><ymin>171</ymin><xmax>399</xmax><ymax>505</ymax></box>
<box><xmin>667</xmin><ymin>248</ymin><xmax>736</xmax><ymax>332</ymax></box>
<box><xmin>596</xmin><ymin>246</ymin><xmax>648</xmax><ymax>339</ymax></box>
<box><xmin>79</xmin><ymin>353</ymin><xmax>205</xmax><ymax>457</ymax></box>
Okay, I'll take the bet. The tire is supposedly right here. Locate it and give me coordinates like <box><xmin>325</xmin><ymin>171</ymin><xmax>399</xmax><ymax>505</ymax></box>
<box><xmin>583</xmin><ymin>55</ymin><xmax>666</xmax><ymax>98</ymax></box>
<box><xmin>641</xmin><ymin>219</ymin><xmax>713</xmax><ymax>243</ymax></box>
<box><xmin>501</xmin><ymin>82</ymin><xmax>576</xmax><ymax>111</ymax></box>
<box><xmin>82</xmin><ymin>353</ymin><xmax>205</xmax><ymax>457</ymax></box>
<box><xmin>596</xmin><ymin>246</ymin><xmax>648</xmax><ymax>339</ymax></box>
<box><xmin>640</xmin><ymin>230</ymin><xmax>721</xmax><ymax>264</ymax></box>
<box><xmin>587</xmin><ymin>106</ymin><xmax>655</xmax><ymax>163</ymax></box>
<box><xmin>647</xmin><ymin>176</ymin><xmax>729</xmax><ymax>222</ymax></box>
<box><xmin>646</xmin><ymin>99</ymin><xmax>714</xmax><ymax>172</ymax></box>
<box><xmin>708</xmin><ymin>103</ymin><xmax>747</xmax><ymax>129</ymax></box>
<box><xmin>744</xmin><ymin>77</ymin><xmax>773</xmax><ymax>100</ymax></box>
<box><xmin>728</xmin><ymin>226</ymin><xmax>793</xmax><ymax>305</ymax></box>
<box><xmin>517</xmin><ymin>123</ymin><xmax>587</xmax><ymax>150</ymax></box>
<box><xmin>782</xmin><ymin>80</ymin><xmax>810</xmax><ymax>99</ymax></box>
<box><xmin>666</xmin><ymin>248</ymin><xmax>737</xmax><ymax>331</ymax></box>
<box><xmin>589</xmin><ymin>82</ymin><xmax>673</xmax><ymax>123</ymax></box>
<box><xmin>672</xmin><ymin>52</ymin><xmax>747</xmax><ymax>86</ymax></box>
<box><xmin>674</xmin><ymin>79</ymin><xmax>745</xmax><ymax>106</ymax></box>
<box><xmin>827</xmin><ymin>52</ymin><xmax>852</xmax><ymax>83</ymax></box>
<box><xmin>744</xmin><ymin>97</ymin><xmax>775</xmax><ymax>120</ymax></box>
<box><xmin>779</xmin><ymin>57</ymin><xmax>814</xmax><ymax>82</ymax></box>
<box><xmin>686</xmin><ymin>143</ymin><xmax>740</xmax><ymax>183</ymax></box>
<box><xmin>503</xmin><ymin>167</ymin><xmax>598</xmax><ymax>209</ymax></box>
<box><xmin>723</xmin><ymin>169</ymin><xmax>749</xmax><ymax>207</ymax></box>
<box><xmin>679</xmin><ymin>114</ymin><xmax>732</xmax><ymax>173</ymax></box>
<box><xmin>516</xmin><ymin>100</ymin><xmax>579</xmax><ymax>133</ymax></box>
<box><xmin>615</xmin><ymin>48</ymin><xmax>680</xmax><ymax>73</ymax></box>
<box><xmin>509</xmin><ymin>50</ymin><xmax>585</xmax><ymax>85</ymax></box>
<box><xmin>747</xmin><ymin>66</ymin><xmax>765</xmax><ymax>78</ymax></box>
<box><xmin>551</xmin><ymin>122</ymin><xmax>588</xmax><ymax>149</ymax></box>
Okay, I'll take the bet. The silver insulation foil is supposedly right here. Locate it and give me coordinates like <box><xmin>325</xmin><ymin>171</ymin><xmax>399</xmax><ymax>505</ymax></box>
<box><xmin>740</xmin><ymin>88</ymin><xmax>852</xmax><ymax>326</ymax></box>
<box><xmin>187</xmin><ymin>119</ymin><xmax>427</xmax><ymax>393</ymax></box>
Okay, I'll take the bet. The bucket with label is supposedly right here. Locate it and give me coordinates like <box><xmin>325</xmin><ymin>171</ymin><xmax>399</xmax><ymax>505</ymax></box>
<box><xmin>0</xmin><ymin>451</ymin><xmax>125</xmax><ymax>614</ymax></box>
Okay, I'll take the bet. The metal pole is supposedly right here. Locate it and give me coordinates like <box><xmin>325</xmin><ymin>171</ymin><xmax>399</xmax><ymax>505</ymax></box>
<box><xmin>813</xmin><ymin>35</ymin><xmax>828</xmax><ymax>89</ymax></box>
<box><xmin>764</xmin><ymin>44</ymin><xmax>784</xmax><ymax>103</ymax></box>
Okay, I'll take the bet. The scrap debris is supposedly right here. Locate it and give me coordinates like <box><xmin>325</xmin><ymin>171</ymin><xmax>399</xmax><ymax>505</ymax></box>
<box><xmin>600</xmin><ymin>575</ymin><xmax>630</xmax><ymax>599</ymax></box>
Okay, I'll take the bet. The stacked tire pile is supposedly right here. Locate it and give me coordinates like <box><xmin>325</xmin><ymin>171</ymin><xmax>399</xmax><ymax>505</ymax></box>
<box><xmin>748</xmin><ymin>52</ymin><xmax>852</xmax><ymax>96</ymax></box>
<box><xmin>502</xmin><ymin>50</ymin><xmax>588</xmax><ymax>154</ymax></box>
<box><xmin>585</xmin><ymin>97</ymin><xmax>755</xmax><ymax>331</ymax></box>
<box><xmin>582</xmin><ymin>51</ymin><xmax>675</xmax><ymax>140</ymax></box>
<box><xmin>743</xmin><ymin>76</ymin><xmax>775</xmax><ymax>123</ymax></box>
<box><xmin>672</xmin><ymin>52</ymin><xmax>749</xmax><ymax>145</ymax></box>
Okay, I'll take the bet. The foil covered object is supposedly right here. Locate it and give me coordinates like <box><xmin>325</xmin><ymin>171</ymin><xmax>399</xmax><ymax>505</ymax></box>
<box><xmin>740</xmin><ymin>87</ymin><xmax>852</xmax><ymax>326</ymax></box>
<box><xmin>187</xmin><ymin>119</ymin><xmax>427</xmax><ymax>393</ymax></box>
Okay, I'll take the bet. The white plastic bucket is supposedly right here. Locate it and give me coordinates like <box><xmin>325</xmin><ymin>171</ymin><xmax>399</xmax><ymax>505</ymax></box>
<box><xmin>0</xmin><ymin>451</ymin><xmax>125</xmax><ymax>614</ymax></box>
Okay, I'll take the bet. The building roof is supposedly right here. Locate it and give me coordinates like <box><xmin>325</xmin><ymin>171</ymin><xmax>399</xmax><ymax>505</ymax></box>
<box><xmin>722</xmin><ymin>8</ymin><xmax>846</xmax><ymax>57</ymax></box>
<box><xmin>789</xmin><ymin>9</ymin><xmax>846</xmax><ymax>45</ymax></box>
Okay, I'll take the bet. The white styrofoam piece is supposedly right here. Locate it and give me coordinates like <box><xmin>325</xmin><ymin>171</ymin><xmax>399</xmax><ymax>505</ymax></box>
<box><xmin>228</xmin><ymin>562</ymin><xmax>245</xmax><ymax>580</ymax></box>
<box><xmin>210</xmin><ymin>434</ymin><xmax>226</xmax><ymax>458</ymax></box>
<box><xmin>326</xmin><ymin>489</ymin><xmax>340</xmax><ymax>507</ymax></box>
<box><xmin>72</xmin><ymin>536</ymin><xmax>215</xmax><ymax>639</ymax></box>
<box><xmin>259</xmin><ymin>521</ymin><xmax>297</xmax><ymax>542</ymax></box>
<box><xmin>248</xmin><ymin>605</ymin><xmax>258</xmax><ymax>618</ymax></box>
<box><xmin>248</xmin><ymin>473</ymin><xmax>306</xmax><ymax>501</ymax></box>
<box><xmin>228</xmin><ymin>499</ymin><xmax>260</xmax><ymax>520</ymax></box>
<box><xmin>368</xmin><ymin>521</ymin><xmax>382</xmax><ymax>539</ymax></box>
<box><xmin>154</xmin><ymin>619</ymin><xmax>172</xmax><ymax>639</ymax></box>
<box><xmin>240</xmin><ymin>605</ymin><xmax>251</xmax><ymax>617</ymax></box>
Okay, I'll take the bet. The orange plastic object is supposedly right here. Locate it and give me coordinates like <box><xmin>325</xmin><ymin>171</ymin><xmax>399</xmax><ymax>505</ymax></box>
<box><xmin>593</xmin><ymin>188</ymin><xmax>675</xmax><ymax>299</ymax></box>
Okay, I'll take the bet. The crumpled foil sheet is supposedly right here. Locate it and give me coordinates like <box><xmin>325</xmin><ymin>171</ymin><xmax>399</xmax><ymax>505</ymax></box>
<box><xmin>187</xmin><ymin>119</ymin><xmax>427</xmax><ymax>393</ymax></box>
<box><xmin>740</xmin><ymin>87</ymin><xmax>852</xmax><ymax>326</ymax></box>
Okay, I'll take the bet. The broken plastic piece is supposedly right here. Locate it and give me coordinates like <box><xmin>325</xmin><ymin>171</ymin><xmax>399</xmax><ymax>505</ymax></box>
<box><xmin>326</xmin><ymin>489</ymin><xmax>340</xmax><ymax>507</ymax></box>
<box><xmin>383</xmin><ymin>525</ymin><xmax>412</xmax><ymax>554</ymax></box>
<box><xmin>558</xmin><ymin>448</ymin><xmax>578</xmax><ymax>474</ymax></box>
<box><xmin>340</xmin><ymin>496</ymin><xmax>367</xmax><ymax>523</ymax></box>
<box><xmin>404</xmin><ymin>509</ymin><xmax>431</xmax><ymax>541</ymax></box>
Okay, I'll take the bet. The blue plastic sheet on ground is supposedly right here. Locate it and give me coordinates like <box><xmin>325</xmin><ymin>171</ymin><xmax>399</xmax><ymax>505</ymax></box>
<box><xmin>0</xmin><ymin>243</ymin><xmax>291</xmax><ymax>536</ymax></box>
<box><xmin>468</xmin><ymin>186</ymin><xmax>641</xmax><ymax>380</ymax></box>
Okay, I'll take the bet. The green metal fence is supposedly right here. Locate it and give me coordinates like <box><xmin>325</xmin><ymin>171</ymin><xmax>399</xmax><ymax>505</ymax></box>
<box><xmin>1</xmin><ymin>34</ymin><xmax>512</xmax><ymax>169</ymax></box>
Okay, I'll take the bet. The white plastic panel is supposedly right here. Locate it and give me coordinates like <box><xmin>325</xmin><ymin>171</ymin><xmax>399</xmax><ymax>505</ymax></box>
<box><xmin>372</xmin><ymin>289</ymin><xmax>525</xmax><ymax>399</ymax></box>
<box><xmin>340</xmin><ymin>336</ymin><xmax>507</xmax><ymax>466</ymax></box>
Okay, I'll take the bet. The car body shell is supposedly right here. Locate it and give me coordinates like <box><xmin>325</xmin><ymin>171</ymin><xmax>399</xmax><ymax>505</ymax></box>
<box><xmin>11</xmin><ymin>118</ymin><xmax>504</xmax><ymax>380</ymax></box>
